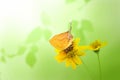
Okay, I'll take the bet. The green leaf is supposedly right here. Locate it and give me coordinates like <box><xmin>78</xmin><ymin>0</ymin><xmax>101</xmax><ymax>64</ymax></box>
<box><xmin>26</xmin><ymin>52</ymin><xmax>36</xmax><ymax>67</ymax></box>
<box><xmin>0</xmin><ymin>56</ymin><xmax>6</xmax><ymax>63</ymax></box>
<box><xmin>7</xmin><ymin>54</ymin><xmax>16</xmax><ymax>58</ymax></box>
<box><xmin>81</xmin><ymin>20</ymin><xmax>93</xmax><ymax>32</ymax></box>
<box><xmin>78</xmin><ymin>30</ymin><xmax>86</xmax><ymax>44</ymax></box>
<box><xmin>73</xmin><ymin>28</ymin><xmax>80</xmax><ymax>37</ymax></box>
<box><xmin>41</xmin><ymin>12</ymin><xmax>51</xmax><ymax>26</ymax></box>
<box><xmin>17</xmin><ymin>46</ymin><xmax>26</xmax><ymax>55</ymax></box>
<box><xmin>26</xmin><ymin>27</ymin><xmax>42</xmax><ymax>43</ymax></box>
<box><xmin>71</xmin><ymin>20</ymin><xmax>79</xmax><ymax>28</ymax></box>
<box><xmin>30</xmin><ymin>45</ymin><xmax>38</xmax><ymax>53</ymax></box>
<box><xmin>84</xmin><ymin>0</ymin><xmax>91</xmax><ymax>3</ymax></box>
<box><xmin>25</xmin><ymin>45</ymin><xmax>38</xmax><ymax>67</ymax></box>
<box><xmin>68</xmin><ymin>20</ymin><xmax>87</xmax><ymax>44</ymax></box>
<box><xmin>1</xmin><ymin>48</ymin><xmax>6</xmax><ymax>55</ymax></box>
<box><xmin>70</xmin><ymin>20</ymin><xmax>79</xmax><ymax>37</ymax></box>
<box><xmin>43</xmin><ymin>29</ymin><xmax>52</xmax><ymax>40</ymax></box>
<box><xmin>65</xmin><ymin>0</ymin><xmax>76</xmax><ymax>4</ymax></box>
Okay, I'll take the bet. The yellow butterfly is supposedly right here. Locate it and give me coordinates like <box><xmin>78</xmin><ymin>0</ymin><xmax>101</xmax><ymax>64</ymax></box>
<box><xmin>49</xmin><ymin>23</ymin><xmax>73</xmax><ymax>50</ymax></box>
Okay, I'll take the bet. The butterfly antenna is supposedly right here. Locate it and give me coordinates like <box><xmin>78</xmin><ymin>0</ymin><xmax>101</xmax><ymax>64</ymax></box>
<box><xmin>69</xmin><ymin>21</ymin><xmax>72</xmax><ymax>33</ymax></box>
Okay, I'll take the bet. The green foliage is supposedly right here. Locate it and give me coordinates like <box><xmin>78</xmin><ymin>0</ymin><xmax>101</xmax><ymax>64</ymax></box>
<box><xmin>23</xmin><ymin>27</ymin><xmax>52</xmax><ymax>67</ymax></box>
<box><xmin>26</xmin><ymin>27</ymin><xmax>52</xmax><ymax>44</ymax></box>
<box><xmin>65</xmin><ymin>0</ymin><xmax>76</xmax><ymax>4</ymax></box>
<box><xmin>30</xmin><ymin>45</ymin><xmax>39</xmax><ymax>53</ymax></box>
<box><xmin>26</xmin><ymin>27</ymin><xmax>42</xmax><ymax>43</ymax></box>
<box><xmin>7</xmin><ymin>54</ymin><xmax>16</xmax><ymax>58</ymax></box>
<box><xmin>84</xmin><ymin>0</ymin><xmax>91</xmax><ymax>3</ymax></box>
<box><xmin>71</xmin><ymin>20</ymin><xmax>93</xmax><ymax>44</ymax></box>
<box><xmin>0</xmin><ymin>48</ymin><xmax>6</xmax><ymax>63</ymax></box>
<box><xmin>0</xmin><ymin>48</ymin><xmax>16</xmax><ymax>62</ymax></box>
<box><xmin>0</xmin><ymin>56</ymin><xmax>6</xmax><ymax>63</ymax></box>
<box><xmin>79</xmin><ymin>20</ymin><xmax>93</xmax><ymax>44</ymax></box>
<box><xmin>72</xmin><ymin>27</ymin><xmax>86</xmax><ymax>44</ymax></box>
<box><xmin>26</xmin><ymin>51</ymin><xmax>36</xmax><ymax>67</ymax></box>
<box><xmin>71</xmin><ymin>20</ymin><xmax>79</xmax><ymax>28</ymax></box>
<box><xmin>43</xmin><ymin>29</ymin><xmax>52</xmax><ymax>40</ymax></box>
<box><xmin>1</xmin><ymin>48</ymin><xmax>6</xmax><ymax>55</ymax></box>
<box><xmin>25</xmin><ymin>45</ymin><xmax>38</xmax><ymax>67</ymax></box>
<box><xmin>77</xmin><ymin>29</ymin><xmax>86</xmax><ymax>44</ymax></box>
<box><xmin>71</xmin><ymin>20</ymin><xmax>79</xmax><ymax>37</ymax></box>
<box><xmin>26</xmin><ymin>53</ymin><xmax>36</xmax><ymax>67</ymax></box>
<box><xmin>17</xmin><ymin>46</ymin><xmax>27</xmax><ymax>55</ymax></box>
<box><xmin>81</xmin><ymin>20</ymin><xmax>93</xmax><ymax>32</ymax></box>
<box><xmin>41</xmin><ymin>12</ymin><xmax>51</xmax><ymax>26</ymax></box>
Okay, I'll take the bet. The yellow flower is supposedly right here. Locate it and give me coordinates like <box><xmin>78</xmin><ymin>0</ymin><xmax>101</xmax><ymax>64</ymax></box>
<box><xmin>55</xmin><ymin>38</ymin><xmax>87</xmax><ymax>69</ymax></box>
<box><xmin>88</xmin><ymin>40</ymin><xmax>106</xmax><ymax>52</ymax></box>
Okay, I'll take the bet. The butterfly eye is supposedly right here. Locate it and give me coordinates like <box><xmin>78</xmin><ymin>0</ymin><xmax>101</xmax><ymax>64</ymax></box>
<box><xmin>49</xmin><ymin>31</ymin><xmax>73</xmax><ymax>50</ymax></box>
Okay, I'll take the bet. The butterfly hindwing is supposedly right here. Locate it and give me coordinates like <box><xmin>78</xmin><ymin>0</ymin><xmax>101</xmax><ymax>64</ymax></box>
<box><xmin>49</xmin><ymin>31</ymin><xmax>73</xmax><ymax>50</ymax></box>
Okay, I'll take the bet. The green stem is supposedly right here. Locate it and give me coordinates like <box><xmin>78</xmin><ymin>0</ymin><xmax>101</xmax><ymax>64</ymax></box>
<box><xmin>97</xmin><ymin>53</ymin><xmax>102</xmax><ymax>80</ymax></box>
<box><xmin>81</xmin><ymin>59</ymin><xmax>94</xmax><ymax>80</ymax></box>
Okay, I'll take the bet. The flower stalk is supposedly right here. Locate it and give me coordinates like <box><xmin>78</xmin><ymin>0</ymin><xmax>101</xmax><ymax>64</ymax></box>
<box><xmin>97</xmin><ymin>53</ymin><xmax>102</xmax><ymax>80</ymax></box>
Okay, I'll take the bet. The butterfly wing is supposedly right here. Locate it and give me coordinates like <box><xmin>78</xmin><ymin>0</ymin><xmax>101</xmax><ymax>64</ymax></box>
<box><xmin>49</xmin><ymin>31</ymin><xmax>73</xmax><ymax>50</ymax></box>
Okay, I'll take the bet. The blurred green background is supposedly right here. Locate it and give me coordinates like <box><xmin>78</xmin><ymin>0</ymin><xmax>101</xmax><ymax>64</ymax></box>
<box><xmin>0</xmin><ymin>0</ymin><xmax>120</xmax><ymax>80</ymax></box>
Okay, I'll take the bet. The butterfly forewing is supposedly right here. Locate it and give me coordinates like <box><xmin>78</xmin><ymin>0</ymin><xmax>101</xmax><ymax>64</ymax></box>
<box><xmin>49</xmin><ymin>31</ymin><xmax>73</xmax><ymax>50</ymax></box>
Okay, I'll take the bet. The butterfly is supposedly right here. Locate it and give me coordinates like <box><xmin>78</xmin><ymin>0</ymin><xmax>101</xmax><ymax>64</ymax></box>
<box><xmin>49</xmin><ymin>23</ymin><xmax>73</xmax><ymax>50</ymax></box>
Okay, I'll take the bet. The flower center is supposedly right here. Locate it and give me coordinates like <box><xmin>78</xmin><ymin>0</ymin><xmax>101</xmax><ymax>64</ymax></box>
<box><xmin>92</xmin><ymin>42</ymin><xmax>101</xmax><ymax>49</ymax></box>
<box><xmin>63</xmin><ymin>44</ymin><xmax>76</xmax><ymax>58</ymax></box>
<box><xmin>63</xmin><ymin>44</ymin><xmax>73</xmax><ymax>53</ymax></box>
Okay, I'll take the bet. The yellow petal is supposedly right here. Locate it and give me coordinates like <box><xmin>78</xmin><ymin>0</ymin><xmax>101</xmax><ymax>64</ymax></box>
<box><xmin>89</xmin><ymin>40</ymin><xmax>107</xmax><ymax>51</ymax></box>
<box><xmin>55</xmin><ymin>51</ymin><xmax>66</xmax><ymax>62</ymax></box>
<box><xmin>73</xmin><ymin>56</ymin><xmax>82</xmax><ymax>65</ymax></box>
<box><xmin>66</xmin><ymin>58</ymin><xmax>76</xmax><ymax>69</ymax></box>
<box><xmin>71</xmin><ymin>60</ymin><xmax>76</xmax><ymax>69</ymax></box>
<box><xmin>101</xmin><ymin>42</ymin><xmax>107</xmax><ymax>47</ymax></box>
<box><xmin>88</xmin><ymin>45</ymin><xmax>101</xmax><ymax>51</ymax></box>
<box><xmin>79</xmin><ymin>46</ymin><xmax>89</xmax><ymax>50</ymax></box>
<box><xmin>87</xmin><ymin>46</ymin><xmax>93</xmax><ymax>50</ymax></box>
<box><xmin>65</xmin><ymin>58</ymin><xmax>71</xmax><ymax>67</ymax></box>
<box><xmin>73</xmin><ymin>38</ymin><xmax>80</xmax><ymax>46</ymax></box>
<box><xmin>76</xmin><ymin>49</ymin><xmax>85</xmax><ymax>56</ymax></box>
<box><xmin>55</xmin><ymin>49</ymin><xmax>60</xmax><ymax>54</ymax></box>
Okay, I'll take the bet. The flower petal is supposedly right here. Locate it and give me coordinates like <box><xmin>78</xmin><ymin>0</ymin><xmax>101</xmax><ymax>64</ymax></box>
<box><xmin>71</xmin><ymin>60</ymin><xmax>76</xmax><ymax>69</ymax></box>
<box><xmin>73</xmin><ymin>56</ymin><xmax>82</xmax><ymax>65</ymax></box>
<box><xmin>65</xmin><ymin>58</ymin><xmax>71</xmax><ymax>67</ymax></box>
<box><xmin>55</xmin><ymin>49</ymin><xmax>60</xmax><ymax>54</ymax></box>
<box><xmin>73</xmin><ymin>38</ymin><xmax>80</xmax><ymax>45</ymax></box>
<box><xmin>75</xmin><ymin>49</ymin><xmax>85</xmax><ymax>56</ymax></box>
<box><xmin>55</xmin><ymin>51</ymin><xmax>66</xmax><ymax>62</ymax></box>
<box><xmin>79</xmin><ymin>46</ymin><xmax>89</xmax><ymax>50</ymax></box>
<box><xmin>101</xmin><ymin>42</ymin><xmax>107</xmax><ymax>47</ymax></box>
